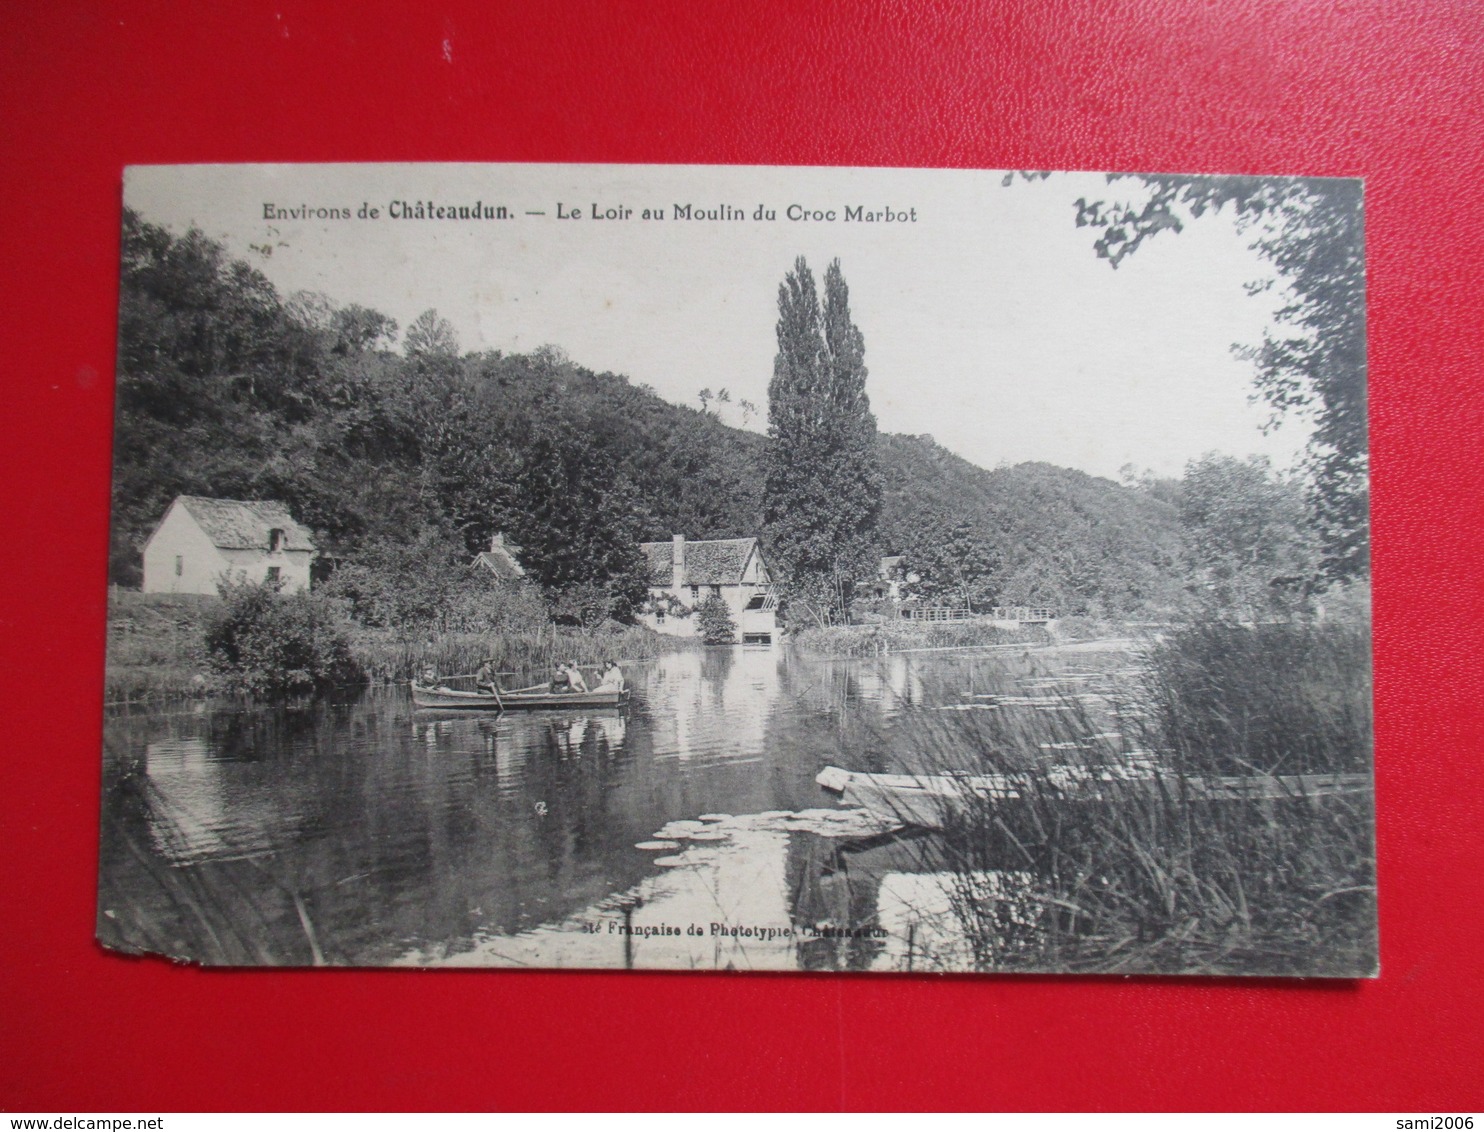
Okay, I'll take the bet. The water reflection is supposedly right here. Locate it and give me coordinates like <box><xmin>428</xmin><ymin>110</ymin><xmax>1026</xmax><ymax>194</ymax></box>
<box><xmin>99</xmin><ymin>645</ymin><xmax>1134</xmax><ymax>968</ymax></box>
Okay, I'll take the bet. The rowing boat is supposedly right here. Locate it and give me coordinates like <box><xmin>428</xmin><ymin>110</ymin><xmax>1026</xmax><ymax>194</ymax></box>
<box><xmin>816</xmin><ymin>764</ymin><xmax>1370</xmax><ymax>830</ymax></box>
<box><xmin>410</xmin><ymin>681</ymin><xmax>629</xmax><ymax>710</ymax></box>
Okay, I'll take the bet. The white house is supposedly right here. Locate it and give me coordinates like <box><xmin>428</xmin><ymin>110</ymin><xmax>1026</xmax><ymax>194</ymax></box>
<box><xmin>637</xmin><ymin>534</ymin><xmax>777</xmax><ymax>644</ymax></box>
<box><xmin>142</xmin><ymin>495</ymin><xmax>316</xmax><ymax>594</ymax></box>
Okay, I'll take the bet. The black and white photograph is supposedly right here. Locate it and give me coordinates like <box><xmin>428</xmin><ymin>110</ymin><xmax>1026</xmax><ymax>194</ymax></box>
<box><xmin>100</xmin><ymin>163</ymin><xmax>1373</xmax><ymax>976</ymax></box>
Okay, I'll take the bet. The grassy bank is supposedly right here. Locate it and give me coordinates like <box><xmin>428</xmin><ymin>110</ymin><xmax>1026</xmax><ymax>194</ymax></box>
<box><xmin>105</xmin><ymin>591</ymin><xmax>216</xmax><ymax>703</ymax></box>
<box><xmin>104</xmin><ymin>590</ymin><xmax>695</xmax><ymax>704</ymax></box>
<box><xmin>909</xmin><ymin>617</ymin><xmax>1375</xmax><ymax>975</ymax></box>
<box><xmin>792</xmin><ymin>618</ymin><xmax>1051</xmax><ymax>657</ymax></box>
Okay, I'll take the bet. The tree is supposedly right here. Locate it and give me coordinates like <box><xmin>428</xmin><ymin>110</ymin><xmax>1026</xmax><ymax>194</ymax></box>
<box><xmin>901</xmin><ymin>515</ymin><xmax>1002</xmax><ymax>610</ymax></box>
<box><xmin>763</xmin><ymin>257</ymin><xmax>882</xmax><ymax>625</ymax></box>
<box><xmin>1064</xmin><ymin>174</ymin><xmax>1367</xmax><ymax>583</ymax></box>
<box><xmin>117</xmin><ymin>208</ymin><xmax>294</xmax><ymax>415</ymax></box>
<box><xmin>330</xmin><ymin>304</ymin><xmax>399</xmax><ymax>354</ymax></box>
<box><xmin>1179</xmin><ymin>454</ymin><xmax>1319</xmax><ymax>620</ymax></box>
<box><xmin>326</xmin><ymin>525</ymin><xmax>494</xmax><ymax>632</ymax></box>
<box><xmin>695</xmin><ymin>594</ymin><xmax>737</xmax><ymax>644</ymax></box>
<box><xmin>504</xmin><ymin>426</ymin><xmax>650</xmax><ymax>623</ymax></box>
<box><xmin>403</xmin><ymin>307</ymin><xmax>459</xmax><ymax>359</ymax></box>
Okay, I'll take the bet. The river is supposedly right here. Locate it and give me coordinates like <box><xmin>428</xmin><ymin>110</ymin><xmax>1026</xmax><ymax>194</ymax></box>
<box><xmin>99</xmin><ymin>643</ymin><xmax>1140</xmax><ymax>972</ymax></box>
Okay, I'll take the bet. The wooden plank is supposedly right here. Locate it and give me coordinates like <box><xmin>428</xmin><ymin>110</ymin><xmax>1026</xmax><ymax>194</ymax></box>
<box><xmin>816</xmin><ymin>766</ymin><xmax>1372</xmax><ymax>829</ymax></box>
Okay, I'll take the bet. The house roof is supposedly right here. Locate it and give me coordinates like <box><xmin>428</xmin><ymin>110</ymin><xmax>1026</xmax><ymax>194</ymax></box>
<box><xmin>474</xmin><ymin>546</ymin><xmax>526</xmax><ymax>580</ymax></box>
<box><xmin>173</xmin><ymin>496</ymin><xmax>316</xmax><ymax>551</ymax></box>
<box><xmin>640</xmin><ymin>537</ymin><xmax>761</xmax><ymax>586</ymax></box>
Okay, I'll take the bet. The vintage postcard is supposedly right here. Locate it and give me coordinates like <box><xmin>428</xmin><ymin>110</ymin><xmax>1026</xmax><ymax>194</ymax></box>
<box><xmin>100</xmin><ymin>163</ymin><xmax>1374</xmax><ymax>975</ymax></box>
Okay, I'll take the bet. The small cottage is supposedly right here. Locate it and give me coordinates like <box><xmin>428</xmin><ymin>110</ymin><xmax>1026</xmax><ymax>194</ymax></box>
<box><xmin>473</xmin><ymin>532</ymin><xmax>526</xmax><ymax>582</ymax></box>
<box><xmin>637</xmin><ymin>534</ymin><xmax>777</xmax><ymax>644</ymax></box>
<box><xmin>142</xmin><ymin>495</ymin><xmax>316</xmax><ymax>594</ymax></box>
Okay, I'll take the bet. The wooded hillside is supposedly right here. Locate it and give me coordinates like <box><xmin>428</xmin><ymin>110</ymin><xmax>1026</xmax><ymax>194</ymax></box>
<box><xmin>112</xmin><ymin>209</ymin><xmax>1199</xmax><ymax>618</ymax></box>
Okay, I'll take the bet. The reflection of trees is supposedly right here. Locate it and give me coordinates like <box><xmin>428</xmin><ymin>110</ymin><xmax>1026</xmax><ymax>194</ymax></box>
<box><xmin>783</xmin><ymin>832</ymin><xmax>888</xmax><ymax>971</ymax></box>
<box><xmin>205</xmin><ymin>701</ymin><xmax>325</xmax><ymax>761</ymax></box>
<box><xmin>523</xmin><ymin>715</ymin><xmax>633</xmax><ymax>872</ymax></box>
<box><xmin>103</xmin><ymin>693</ymin><xmax>665</xmax><ymax>963</ymax></box>
<box><xmin>765</xmin><ymin>658</ymin><xmax>896</xmax><ymax>780</ymax></box>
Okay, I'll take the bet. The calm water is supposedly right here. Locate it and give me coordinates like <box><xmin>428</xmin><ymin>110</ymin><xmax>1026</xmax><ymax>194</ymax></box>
<box><xmin>99</xmin><ymin>645</ymin><xmax>1137</xmax><ymax>971</ymax></box>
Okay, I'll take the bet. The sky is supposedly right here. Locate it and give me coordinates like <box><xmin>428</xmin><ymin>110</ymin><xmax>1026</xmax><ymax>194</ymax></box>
<box><xmin>124</xmin><ymin>163</ymin><xmax>1315</xmax><ymax>482</ymax></box>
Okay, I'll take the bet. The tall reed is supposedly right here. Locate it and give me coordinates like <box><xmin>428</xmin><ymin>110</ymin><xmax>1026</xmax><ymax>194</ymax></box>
<box><xmin>793</xmin><ymin>619</ymin><xmax>1049</xmax><ymax>657</ymax></box>
<box><xmin>904</xmin><ymin>619</ymin><xmax>1375</xmax><ymax>975</ymax></box>
<box><xmin>348</xmin><ymin>624</ymin><xmax>692</xmax><ymax>687</ymax></box>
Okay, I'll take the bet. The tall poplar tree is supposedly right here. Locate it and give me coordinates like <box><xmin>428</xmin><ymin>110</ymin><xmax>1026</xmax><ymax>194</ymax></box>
<box><xmin>763</xmin><ymin>257</ymin><xmax>882</xmax><ymax>625</ymax></box>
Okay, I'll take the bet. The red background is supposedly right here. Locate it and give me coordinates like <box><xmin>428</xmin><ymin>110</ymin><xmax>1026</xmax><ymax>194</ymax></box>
<box><xmin>2</xmin><ymin>0</ymin><xmax>1481</xmax><ymax>1112</ymax></box>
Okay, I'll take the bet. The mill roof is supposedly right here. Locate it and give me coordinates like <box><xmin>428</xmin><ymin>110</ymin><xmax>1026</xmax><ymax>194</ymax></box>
<box><xmin>640</xmin><ymin>537</ymin><xmax>761</xmax><ymax>586</ymax></box>
<box><xmin>474</xmin><ymin>545</ymin><xmax>526</xmax><ymax>581</ymax></box>
<box><xmin>171</xmin><ymin>496</ymin><xmax>316</xmax><ymax>551</ymax></box>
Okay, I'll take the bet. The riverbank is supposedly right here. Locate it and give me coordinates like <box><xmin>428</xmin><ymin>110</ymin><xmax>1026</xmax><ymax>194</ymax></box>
<box><xmin>105</xmin><ymin>591</ymin><xmax>215</xmax><ymax>702</ymax></box>
<box><xmin>104</xmin><ymin>590</ymin><xmax>699</xmax><ymax>704</ymax></box>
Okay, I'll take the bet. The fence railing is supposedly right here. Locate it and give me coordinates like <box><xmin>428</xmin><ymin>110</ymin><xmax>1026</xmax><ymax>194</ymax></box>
<box><xmin>989</xmin><ymin>606</ymin><xmax>1057</xmax><ymax>623</ymax></box>
<box><xmin>899</xmin><ymin>607</ymin><xmax>973</xmax><ymax>622</ymax></box>
<box><xmin>898</xmin><ymin>606</ymin><xmax>1057</xmax><ymax>623</ymax></box>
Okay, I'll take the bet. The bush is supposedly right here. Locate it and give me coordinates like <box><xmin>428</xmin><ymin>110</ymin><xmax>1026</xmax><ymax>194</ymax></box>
<box><xmin>324</xmin><ymin>528</ymin><xmax>551</xmax><ymax>634</ymax></box>
<box><xmin>205</xmin><ymin>580</ymin><xmax>361</xmax><ymax>697</ymax></box>
<box><xmin>550</xmin><ymin>578</ymin><xmax>644</xmax><ymax>628</ymax></box>
<box><xmin>695</xmin><ymin>594</ymin><xmax>737</xmax><ymax>644</ymax></box>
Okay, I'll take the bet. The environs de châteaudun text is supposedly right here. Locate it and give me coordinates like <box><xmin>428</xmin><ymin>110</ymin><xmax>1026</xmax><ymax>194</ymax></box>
<box><xmin>263</xmin><ymin>201</ymin><xmax>919</xmax><ymax>223</ymax></box>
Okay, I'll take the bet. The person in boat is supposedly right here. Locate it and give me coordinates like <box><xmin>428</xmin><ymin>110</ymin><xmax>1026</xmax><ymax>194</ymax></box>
<box><xmin>596</xmin><ymin>658</ymin><xmax>625</xmax><ymax>693</ymax></box>
<box><xmin>419</xmin><ymin>665</ymin><xmax>438</xmax><ymax>687</ymax></box>
<box><xmin>563</xmin><ymin>659</ymin><xmax>589</xmax><ymax>694</ymax></box>
<box><xmin>549</xmin><ymin>663</ymin><xmax>571</xmax><ymax>695</ymax></box>
<box><xmin>475</xmin><ymin>657</ymin><xmax>499</xmax><ymax>696</ymax></box>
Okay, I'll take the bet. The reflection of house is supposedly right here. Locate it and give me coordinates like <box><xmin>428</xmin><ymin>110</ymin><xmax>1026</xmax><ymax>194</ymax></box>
<box><xmin>473</xmin><ymin>532</ymin><xmax>525</xmax><ymax>582</ymax></box>
<box><xmin>637</xmin><ymin>534</ymin><xmax>776</xmax><ymax>644</ymax></box>
<box><xmin>142</xmin><ymin>495</ymin><xmax>315</xmax><ymax>594</ymax></box>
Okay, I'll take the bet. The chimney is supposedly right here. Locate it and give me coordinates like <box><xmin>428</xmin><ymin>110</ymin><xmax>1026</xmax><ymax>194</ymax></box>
<box><xmin>671</xmin><ymin>534</ymin><xmax>686</xmax><ymax>590</ymax></box>
<box><xmin>490</xmin><ymin>532</ymin><xmax>505</xmax><ymax>552</ymax></box>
